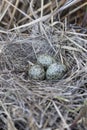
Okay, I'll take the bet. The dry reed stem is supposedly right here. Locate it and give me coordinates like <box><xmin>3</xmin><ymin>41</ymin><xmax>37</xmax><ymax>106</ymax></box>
<box><xmin>8</xmin><ymin>0</ymin><xmax>20</xmax><ymax>28</ymax></box>
<box><xmin>53</xmin><ymin>101</ymin><xmax>70</xmax><ymax>130</ymax></box>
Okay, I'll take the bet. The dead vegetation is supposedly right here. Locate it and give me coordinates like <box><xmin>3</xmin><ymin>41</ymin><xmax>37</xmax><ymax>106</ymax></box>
<box><xmin>0</xmin><ymin>0</ymin><xmax>87</xmax><ymax>130</ymax></box>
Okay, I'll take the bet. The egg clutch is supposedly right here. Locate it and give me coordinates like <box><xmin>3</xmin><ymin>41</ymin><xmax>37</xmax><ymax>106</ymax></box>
<box><xmin>29</xmin><ymin>54</ymin><xmax>66</xmax><ymax>80</ymax></box>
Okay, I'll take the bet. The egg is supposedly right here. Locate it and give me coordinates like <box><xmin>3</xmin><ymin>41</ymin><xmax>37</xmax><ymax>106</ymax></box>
<box><xmin>37</xmin><ymin>54</ymin><xmax>56</xmax><ymax>69</ymax></box>
<box><xmin>46</xmin><ymin>63</ymin><xmax>66</xmax><ymax>80</ymax></box>
<box><xmin>29</xmin><ymin>64</ymin><xmax>45</xmax><ymax>80</ymax></box>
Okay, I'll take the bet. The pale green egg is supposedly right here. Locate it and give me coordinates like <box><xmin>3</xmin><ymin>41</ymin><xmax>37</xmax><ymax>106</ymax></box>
<box><xmin>37</xmin><ymin>54</ymin><xmax>56</xmax><ymax>69</ymax></box>
<box><xmin>46</xmin><ymin>63</ymin><xmax>66</xmax><ymax>80</ymax></box>
<box><xmin>29</xmin><ymin>64</ymin><xmax>45</xmax><ymax>80</ymax></box>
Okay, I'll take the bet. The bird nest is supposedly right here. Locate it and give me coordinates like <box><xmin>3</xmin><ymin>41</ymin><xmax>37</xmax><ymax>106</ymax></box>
<box><xmin>0</xmin><ymin>24</ymin><xmax>87</xmax><ymax>130</ymax></box>
<box><xmin>0</xmin><ymin>0</ymin><xmax>87</xmax><ymax>130</ymax></box>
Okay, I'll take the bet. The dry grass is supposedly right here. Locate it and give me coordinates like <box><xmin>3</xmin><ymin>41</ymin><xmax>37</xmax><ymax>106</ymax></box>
<box><xmin>0</xmin><ymin>0</ymin><xmax>87</xmax><ymax>130</ymax></box>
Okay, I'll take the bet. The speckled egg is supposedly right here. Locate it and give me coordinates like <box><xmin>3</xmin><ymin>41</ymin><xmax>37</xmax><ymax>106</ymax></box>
<box><xmin>46</xmin><ymin>63</ymin><xmax>66</xmax><ymax>80</ymax></box>
<box><xmin>37</xmin><ymin>54</ymin><xmax>56</xmax><ymax>69</ymax></box>
<box><xmin>29</xmin><ymin>64</ymin><xmax>45</xmax><ymax>80</ymax></box>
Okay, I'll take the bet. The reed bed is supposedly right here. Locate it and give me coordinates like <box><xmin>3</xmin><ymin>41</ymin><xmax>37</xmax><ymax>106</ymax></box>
<box><xmin>0</xmin><ymin>0</ymin><xmax>87</xmax><ymax>130</ymax></box>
